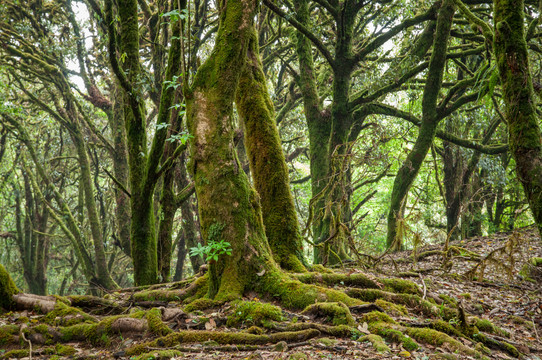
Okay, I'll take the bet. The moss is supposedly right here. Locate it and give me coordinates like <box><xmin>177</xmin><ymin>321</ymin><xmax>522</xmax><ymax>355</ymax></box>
<box><xmin>134</xmin><ymin>350</ymin><xmax>183</xmax><ymax>360</ymax></box>
<box><xmin>0</xmin><ymin>264</ymin><xmax>19</xmax><ymax>310</ymax></box>
<box><xmin>361</xmin><ymin>311</ymin><xmax>396</xmax><ymax>324</ymax></box>
<box><xmin>433</xmin><ymin>354</ymin><xmax>458</xmax><ymax>360</ymax></box>
<box><xmin>0</xmin><ymin>324</ymin><xmax>19</xmax><ymax>345</ymax></box>
<box><xmin>459</xmin><ymin>292</ymin><xmax>472</xmax><ymax>300</ymax></box>
<box><xmin>301</xmin><ymin>302</ymin><xmax>355</xmax><ymax>326</ymax></box>
<box><xmin>473</xmin><ymin>317</ymin><xmax>510</xmax><ymax>338</ymax></box>
<box><xmin>184</xmin><ymin>298</ymin><xmax>223</xmax><ymax>312</ymax></box>
<box><xmin>288</xmin><ymin>353</ymin><xmax>308</xmax><ymax>360</ymax></box>
<box><xmin>473</xmin><ymin>332</ymin><xmax>519</xmax><ymax>357</ymax></box>
<box><xmin>431</xmin><ymin>320</ymin><xmax>463</xmax><ymax>338</ymax></box>
<box><xmin>227</xmin><ymin>300</ymin><xmax>284</xmax><ymax>328</ymax></box>
<box><xmin>358</xmin><ymin>334</ymin><xmax>390</xmax><ymax>353</ymax></box>
<box><xmin>59</xmin><ymin>315</ymin><xmax>127</xmax><ymax>345</ymax></box>
<box><xmin>145</xmin><ymin>308</ymin><xmax>173</xmax><ymax>336</ymax></box>
<box><xmin>55</xmin><ymin>343</ymin><xmax>77</xmax><ymax>356</ymax></box>
<box><xmin>245</xmin><ymin>326</ymin><xmax>264</xmax><ymax>334</ymax></box>
<box><xmin>126</xmin><ymin>329</ymin><xmax>320</xmax><ymax>355</ymax></box>
<box><xmin>309</xmin><ymin>264</ymin><xmax>334</xmax><ymax>273</ymax></box>
<box><xmin>315</xmin><ymin>337</ymin><xmax>337</xmax><ymax>347</ymax></box>
<box><xmin>182</xmin><ymin>274</ymin><xmax>209</xmax><ymax>304</ymax></box>
<box><xmin>375</xmin><ymin>299</ymin><xmax>408</xmax><ymax>316</ymax></box>
<box><xmin>347</xmin><ymin>288</ymin><xmax>456</xmax><ymax>320</ymax></box>
<box><xmin>0</xmin><ymin>350</ymin><xmax>29</xmax><ymax>359</ymax></box>
<box><xmin>132</xmin><ymin>289</ymin><xmax>182</xmax><ymax>302</ymax></box>
<box><xmin>405</xmin><ymin>327</ymin><xmax>484</xmax><ymax>358</ymax></box>
<box><xmin>258</xmin><ymin>270</ymin><xmax>363</xmax><ymax>310</ymax></box>
<box><xmin>44</xmin><ymin>301</ymin><xmax>96</xmax><ymax>326</ymax></box>
<box><xmin>438</xmin><ymin>294</ymin><xmax>458</xmax><ymax>307</ymax></box>
<box><xmin>294</xmin><ymin>272</ymin><xmax>379</xmax><ymax>288</ymax></box>
<box><xmin>24</xmin><ymin>324</ymin><xmax>54</xmax><ymax>345</ymax></box>
<box><xmin>281</xmin><ymin>322</ymin><xmax>356</xmax><ymax>338</ymax></box>
<box><xmin>370</xmin><ymin>322</ymin><xmax>419</xmax><ymax>351</ymax></box>
<box><xmin>380</xmin><ymin>278</ymin><xmax>420</xmax><ymax>295</ymax></box>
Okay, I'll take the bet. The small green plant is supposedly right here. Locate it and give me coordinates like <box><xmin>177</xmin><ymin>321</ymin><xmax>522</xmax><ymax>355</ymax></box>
<box><xmin>189</xmin><ymin>223</ymin><xmax>232</xmax><ymax>262</ymax></box>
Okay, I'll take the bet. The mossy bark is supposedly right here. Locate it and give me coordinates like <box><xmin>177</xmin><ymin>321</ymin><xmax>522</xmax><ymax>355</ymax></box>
<box><xmin>15</xmin><ymin>171</ymin><xmax>48</xmax><ymax>295</ymax></box>
<box><xmin>0</xmin><ymin>263</ymin><xmax>19</xmax><ymax>310</ymax></box>
<box><xmin>112</xmin><ymin>0</ymin><xmax>185</xmax><ymax>285</ymax></box>
<box><xmin>186</xmin><ymin>0</ymin><xmax>271</xmax><ymax>301</ymax></box>
<box><xmin>493</xmin><ymin>0</ymin><xmax>542</xmax><ymax>237</ymax></box>
<box><xmin>387</xmin><ymin>0</ymin><xmax>456</xmax><ymax>250</ymax></box>
<box><xmin>294</xmin><ymin>0</ymin><xmax>331</xmax><ymax>264</ymax></box>
<box><xmin>235</xmin><ymin>30</ymin><xmax>306</xmax><ymax>272</ymax></box>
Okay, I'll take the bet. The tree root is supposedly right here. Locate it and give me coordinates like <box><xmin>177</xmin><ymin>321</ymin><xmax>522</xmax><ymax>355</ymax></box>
<box><xmin>125</xmin><ymin>329</ymin><xmax>321</xmax><ymax>355</ymax></box>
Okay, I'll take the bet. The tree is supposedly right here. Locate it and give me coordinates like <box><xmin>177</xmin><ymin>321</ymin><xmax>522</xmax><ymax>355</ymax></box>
<box><xmin>493</xmin><ymin>0</ymin><xmax>542</xmax><ymax>237</ymax></box>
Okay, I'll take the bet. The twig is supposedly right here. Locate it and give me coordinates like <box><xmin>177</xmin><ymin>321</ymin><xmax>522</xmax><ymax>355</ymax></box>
<box><xmin>533</xmin><ymin>316</ymin><xmax>540</xmax><ymax>344</ymax></box>
<box><xmin>21</xmin><ymin>326</ymin><xmax>32</xmax><ymax>360</ymax></box>
<box><xmin>419</xmin><ymin>273</ymin><xmax>427</xmax><ymax>300</ymax></box>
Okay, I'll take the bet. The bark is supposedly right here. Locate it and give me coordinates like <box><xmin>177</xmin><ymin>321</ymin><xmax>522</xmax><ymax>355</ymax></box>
<box><xmin>387</xmin><ymin>0</ymin><xmax>456</xmax><ymax>250</ymax></box>
<box><xmin>294</xmin><ymin>0</ymin><xmax>331</xmax><ymax>264</ymax></box>
<box><xmin>110</xmin><ymin>83</ymin><xmax>131</xmax><ymax>257</ymax></box>
<box><xmin>493</xmin><ymin>0</ymin><xmax>542</xmax><ymax>237</ymax></box>
<box><xmin>236</xmin><ymin>31</ymin><xmax>306</xmax><ymax>272</ymax></box>
<box><xmin>110</xmin><ymin>0</ymin><xmax>185</xmax><ymax>285</ymax></box>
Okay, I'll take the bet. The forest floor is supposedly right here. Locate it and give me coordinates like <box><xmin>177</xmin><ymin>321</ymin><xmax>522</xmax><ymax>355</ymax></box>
<box><xmin>1</xmin><ymin>227</ymin><xmax>541</xmax><ymax>360</ymax></box>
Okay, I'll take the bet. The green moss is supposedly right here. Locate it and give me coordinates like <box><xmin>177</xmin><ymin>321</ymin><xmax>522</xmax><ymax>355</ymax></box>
<box><xmin>347</xmin><ymin>289</ymin><xmax>456</xmax><ymax>320</ymax></box>
<box><xmin>459</xmin><ymin>292</ymin><xmax>472</xmax><ymax>300</ymax></box>
<box><xmin>227</xmin><ymin>300</ymin><xmax>284</xmax><ymax>327</ymax></box>
<box><xmin>301</xmin><ymin>302</ymin><xmax>355</xmax><ymax>326</ymax></box>
<box><xmin>405</xmin><ymin>327</ymin><xmax>484</xmax><ymax>358</ymax></box>
<box><xmin>431</xmin><ymin>320</ymin><xmax>463</xmax><ymax>338</ymax></box>
<box><xmin>1</xmin><ymin>349</ymin><xmax>29</xmax><ymax>359</ymax></box>
<box><xmin>0</xmin><ymin>264</ymin><xmax>19</xmax><ymax>310</ymax></box>
<box><xmin>370</xmin><ymin>322</ymin><xmax>419</xmax><ymax>351</ymax></box>
<box><xmin>309</xmin><ymin>264</ymin><xmax>334</xmax><ymax>273</ymax></box>
<box><xmin>288</xmin><ymin>353</ymin><xmax>308</xmax><ymax>360</ymax></box>
<box><xmin>258</xmin><ymin>270</ymin><xmax>362</xmax><ymax>310</ymax></box>
<box><xmin>59</xmin><ymin>315</ymin><xmax>127</xmax><ymax>345</ymax></box>
<box><xmin>473</xmin><ymin>318</ymin><xmax>510</xmax><ymax>338</ymax></box>
<box><xmin>0</xmin><ymin>324</ymin><xmax>19</xmax><ymax>345</ymax></box>
<box><xmin>145</xmin><ymin>308</ymin><xmax>172</xmax><ymax>336</ymax></box>
<box><xmin>134</xmin><ymin>350</ymin><xmax>183</xmax><ymax>360</ymax></box>
<box><xmin>55</xmin><ymin>343</ymin><xmax>77</xmax><ymax>356</ymax></box>
<box><xmin>132</xmin><ymin>289</ymin><xmax>182</xmax><ymax>302</ymax></box>
<box><xmin>473</xmin><ymin>332</ymin><xmax>518</xmax><ymax>357</ymax></box>
<box><xmin>126</xmin><ymin>329</ymin><xmax>320</xmax><ymax>355</ymax></box>
<box><xmin>507</xmin><ymin>315</ymin><xmax>534</xmax><ymax>329</ymax></box>
<box><xmin>295</xmin><ymin>272</ymin><xmax>379</xmax><ymax>288</ymax></box>
<box><xmin>44</xmin><ymin>301</ymin><xmax>96</xmax><ymax>326</ymax></box>
<box><xmin>358</xmin><ymin>334</ymin><xmax>390</xmax><ymax>353</ymax></box>
<box><xmin>380</xmin><ymin>278</ymin><xmax>420</xmax><ymax>295</ymax></box>
<box><xmin>184</xmin><ymin>298</ymin><xmax>223</xmax><ymax>312</ymax></box>
<box><xmin>438</xmin><ymin>294</ymin><xmax>458</xmax><ymax>307</ymax></box>
<box><xmin>375</xmin><ymin>299</ymin><xmax>408</xmax><ymax>316</ymax></box>
<box><xmin>245</xmin><ymin>326</ymin><xmax>264</xmax><ymax>334</ymax></box>
<box><xmin>182</xmin><ymin>275</ymin><xmax>209</xmax><ymax>304</ymax></box>
<box><xmin>361</xmin><ymin>311</ymin><xmax>397</xmax><ymax>324</ymax></box>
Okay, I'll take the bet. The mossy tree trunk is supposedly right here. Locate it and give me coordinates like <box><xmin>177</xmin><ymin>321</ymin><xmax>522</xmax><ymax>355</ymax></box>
<box><xmin>109</xmin><ymin>0</ymin><xmax>185</xmax><ymax>285</ymax></box>
<box><xmin>110</xmin><ymin>84</ymin><xmax>132</xmax><ymax>257</ymax></box>
<box><xmin>493</xmin><ymin>0</ymin><xmax>542</xmax><ymax>237</ymax></box>
<box><xmin>186</xmin><ymin>0</ymin><xmax>289</xmax><ymax>301</ymax></box>
<box><xmin>235</xmin><ymin>31</ymin><xmax>307</xmax><ymax>272</ymax></box>
<box><xmin>294</xmin><ymin>0</ymin><xmax>331</xmax><ymax>264</ymax></box>
<box><xmin>14</xmin><ymin>170</ymin><xmax>49</xmax><ymax>295</ymax></box>
<box><xmin>387</xmin><ymin>0</ymin><xmax>456</xmax><ymax>250</ymax></box>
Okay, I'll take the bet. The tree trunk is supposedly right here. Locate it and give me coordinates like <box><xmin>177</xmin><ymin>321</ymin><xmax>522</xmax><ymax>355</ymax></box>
<box><xmin>235</xmin><ymin>31</ymin><xmax>306</xmax><ymax>272</ymax></box>
<box><xmin>493</xmin><ymin>0</ymin><xmax>542</xmax><ymax>237</ymax></box>
<box><xmin>387</xmin><ymin>0</ymin><xmax>455</xmax><ymax>250</ymax></box>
